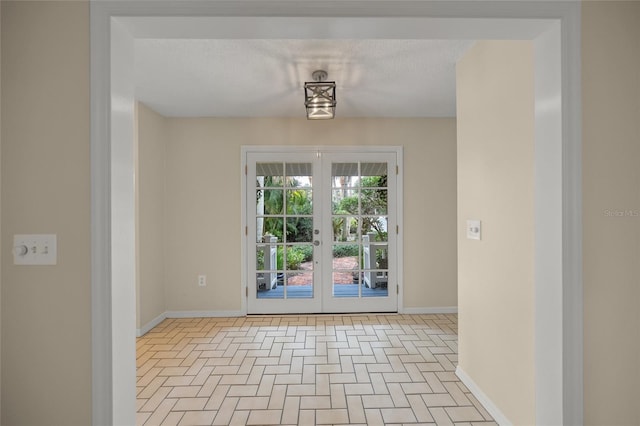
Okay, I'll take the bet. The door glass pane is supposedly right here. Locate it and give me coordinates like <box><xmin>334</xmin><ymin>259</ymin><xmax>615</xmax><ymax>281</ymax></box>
<box><xmin>362</xmin><ymin>217</ymin><xmax>388</xmax><ymax>242</ymax></box>
<box><xmin>362</xmin><ymin>233</ymin><xmax>388</xmax><ymax>297</ymax></box>
<box><xmin>332</xmin><ymin>188</ymin><xmax>358</xmax><ymax>214</ymax></box>
<box><xmin>285</xmin><ymin>163</ymin><xmax>312</xmax><ymax>187</ymax></box>
<box><xmin>285</xmin><ymin>244</ymin><xmax>312</xmax><ymax>270</ymax></box>
<box><xmin>258</xmin><ymin>189</ymin><xmax>283</xmax><ymax>215</ymax></box>
<box><xmin>256</xmin><ymin>220</ymin><xmax>283</xmax><ymax>243</ymax></box>
<box><xmin>360</xmin><ymin>162</ymin><xmax>388</xmax><ymax>185</ymax></box>
<box><xmin>332</xmin><ymin>216</ymin><xmax>359</xmax><ymax>242</ymax></box>
<box><xmin>255</xmin><ymin>236</ymin><xmax>280</xmax><ymax>266</ymax></box>
<box><xmin>361</xmin><ymin>189</ymin><xmax>387</xmax><ymax>215</ymax></box>
<box><xmin>255</xmin><ymin>239</ymin><xmax>283</xmax><ymax>299</ymax></box>
<box><xmin>253</xmin><ymin>156</ymin><xmax>392</xmax><ymax>310</ymax></box>
<box><xmin>332</xmin><ymin>243</ymin><xmax>360</xmax><ymax>298</ymax></box>
<box><xmin>333</xmin><ymin>271</ymin><xmax>362</xmax><ymax>297</ymax></box>
<box><xmin>256</xmin><ymin>273</ymin><xmax>282</xmax><ymax>297</ymax></box>
<box><xmin>282</xmin><ymin>243</ymin><xmax>313</xmax><ymax>299</ymax></box>
<box><xmin>257</xmin><ymin>161</ymin><xmax>314</xmax><ymax>300</ymax></box>
<box><xmin>285</xmin><ymin>272</ymin><xmax>313</xmax><ymax>298</ymax></box>
<box><xmin>331</xmin><ymin>161</ymin><xmax>389</xmax><ymax>300</ymax></box>
<box><xmin>286</xmin><ymin>217</ymin><xmax>313</xmax><ymax>243</ymax></box>
<box><xmin>286</xmin><ymin>189</ymin><xmax>313</xmax><ymax>214</ymax></box>
<box><xmin>257</xmin><ymin>163</ymin><xmax>284</xmax><ymax>187</ymax></box>
<box><xmin>332</xmin><ymin>163</ymin><xmax>360</xmax><ymax>187</ymax></box>
<box><xmin>332</xmin><ymin>244</ymin><xmax>359</xmax><ymax>268</ymax></box>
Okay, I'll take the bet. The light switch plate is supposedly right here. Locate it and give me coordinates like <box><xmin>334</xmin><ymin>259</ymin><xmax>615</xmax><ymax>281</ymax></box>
<box><xmin>13</xmin><ymin>234</ymin><xmax>57</xmax><ymax>265</ymax></box>
<box><xmin>466</xmin><ymin>220</ymin><xmax>481</xmax><ymax>240</ymax></box>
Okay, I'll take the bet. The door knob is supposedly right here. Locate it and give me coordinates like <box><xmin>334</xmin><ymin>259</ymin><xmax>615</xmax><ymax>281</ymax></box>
<box><xmin>314</xmin><ymin>229</ymin><xmax>320</xmax><ymax>235</ymax></box>
<box><xmin>314</xmin><ymin>240</ymin><xmax>320</xmax><ymax>246</ymax></box>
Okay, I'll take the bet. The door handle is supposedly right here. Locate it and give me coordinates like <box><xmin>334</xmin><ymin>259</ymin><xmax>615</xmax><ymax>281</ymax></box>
<box><xmin>314</xmin><ymin>240</ymin><xmax>320</xmax><ymax>246</ymax></box>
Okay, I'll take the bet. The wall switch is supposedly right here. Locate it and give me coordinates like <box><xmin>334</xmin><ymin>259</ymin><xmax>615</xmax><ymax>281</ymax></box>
<box><xmin>466</xmin><ymin>220</ymin><xmax>481</xmax><ymax>240</ymax></box>
<box><xmin>13</xmin><ymin>234</ymin><xmax>57</xmax><ymax>265</ymax></box>
<box><xmin>198</xmin><ymin>275</ymin><xmax>207</xmax><ymax>287</ymax></box>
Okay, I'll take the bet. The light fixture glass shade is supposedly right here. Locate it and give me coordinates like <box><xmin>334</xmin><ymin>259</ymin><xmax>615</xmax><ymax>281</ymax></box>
<box><xmin>304</xmin><ymin>81</ymin><xmax>336</xmax><ymax>120</ymax></box>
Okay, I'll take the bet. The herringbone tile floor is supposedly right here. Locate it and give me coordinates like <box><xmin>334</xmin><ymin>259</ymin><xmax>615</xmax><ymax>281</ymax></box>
<box><xmin>136</xmin><ymin>314</ymin><xmax>496</xmax><ymax>425</ymax></box>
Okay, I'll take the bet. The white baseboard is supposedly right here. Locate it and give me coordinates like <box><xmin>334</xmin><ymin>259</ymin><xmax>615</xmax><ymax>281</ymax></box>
<box><xmin>136</xmin><ymin>312</ymin><xmax>167</xmax><ymax>337</ymax></box>
<box><xmin>455</xmin><ymin>366</ymin><xmax>512</xmax><ymax>426</ymax></box>
<box><xmin>165</xmin><ymin>310</ymin><xmax>245</xmax><ymax>319</ymax></box>
<box><xmin>401</xmin><ymin>306</ymin><xmax>458</xmax><ymax>314</ymax></box>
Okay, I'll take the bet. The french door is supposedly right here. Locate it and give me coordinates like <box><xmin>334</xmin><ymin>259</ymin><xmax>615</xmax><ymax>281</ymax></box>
<box><xmin>245</xmin><ymin>148</ymin><xmax>399</xmax><ymax>314</ymax></box>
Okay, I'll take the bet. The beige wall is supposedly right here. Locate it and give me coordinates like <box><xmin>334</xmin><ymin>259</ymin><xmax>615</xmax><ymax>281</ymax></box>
<box><xmin>0</xmin><ymin>2</ymin><xmax>91</xmax><ymax>425</ymax></box>
<box><xmin>456</xmin><ymin>41</ymin><xmax>535</xmax><ymax>425</ymax></box>
<box><xmin>0</xmin><ymin>2</ymin><xmax>637</xmax><ymax>424</ymax></box>
<box><xmin>136</xmin><ymin>103</ymin><xmax>168</xmax><ymax>329</ymax></box>
<box><xmin>160</xmin><ymin>117</ymin><xmax>457</xmax><ymax>313</ymax></box>
<box><xmin>583</xmin><ymin>2</ymin><xmax>640</xmax><ymax>425</ymax></box>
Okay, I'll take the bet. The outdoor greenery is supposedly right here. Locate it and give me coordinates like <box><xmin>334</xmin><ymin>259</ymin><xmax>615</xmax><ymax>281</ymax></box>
<box><xmin>332</xmin><ymin>175</ymin><xmax>388</xmax><ymax>242</ymax></box>
<box><xmin>258</xmin><ymin>177</ymin><xmax>313</xmax><ymax>244</ymax></box>
<box><xmin>280</xmin><ymin>247</ymin><xmax>305</xmax><ymax>270</ymax></box>
<box><xmin>257</xmin><ymin>173</ymin><xmax>388</xmax><ymax>271</ymax></box>
<box><xmin>332</xmin><ymin>245</ymin><xmax>359</xmax><ymax>258</ymax></box>
<box><xmin>256</xmin><ymin>245</ymin><xmax>312</xmax><ymax>270</ymax></box>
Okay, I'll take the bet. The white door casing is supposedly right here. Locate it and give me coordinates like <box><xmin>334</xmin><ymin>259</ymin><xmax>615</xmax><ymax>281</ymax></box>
<box><xmin>244</xmin><ymin>147</ymin><xmax>401</xmax><ymax>314</ymax></box>
<box><xmin>91</xmin><ymin>4</ymin><xmax>581</xmax><ymax>425</ymax></box>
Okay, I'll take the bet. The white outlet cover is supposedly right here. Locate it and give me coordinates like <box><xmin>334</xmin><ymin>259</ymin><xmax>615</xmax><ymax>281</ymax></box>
<box><xmin>13</xmin><ymin>234</ymin><xmax>57</xmax><ymax>265</ymax></box>
<box><xmin>198</xmin><ymin>275</ymin><xmax>207</xmax><ymax>286</ymax></box>
<box><xmin>466</xmin><ymin>220</ymin><xmax>481</xmax><ymax>240</ymax></box>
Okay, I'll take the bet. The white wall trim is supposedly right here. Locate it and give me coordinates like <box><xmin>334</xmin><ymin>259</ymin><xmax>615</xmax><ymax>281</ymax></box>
<box><xmin>402</xmin><ymin>307</ymin><xmax>458</xmax><ymax>315</ymax></box>
<box><xmin>136</xmin><ymin>312</ymin><xmax>167</xmax><ymax>337</ymax></box>
<box><xmin>240</xmin><ymin>145</ymin><xmax>404</xmax><ymax>154</ymax></box>
<box><xmin>91</xmin><ymin>2</ymin><xmax>582</xmax><ymax>424</ymax></box>
<box><xmin>108</xmin><ymin>19</ymin><xmax>138</xmax><ymax>426</ymax></box>
<box><xmin>533</xmin><ymin>19</ymin><xmax>565</xmax><ymax>425</ymax></box>
<box><xmin>240</xmin><ymin>149</ymin><xmax>248</xmax><ymax>316</ymax></box>
<box><xmin>395</xmin><ymin>146</ymin><xmax>405</xmax><ymax>314</ymax></box>
<box><xmin>165</xmin><ymin>310</ymin><xmax>245</xmax><ymax>319</ymax></box>
<box><xmin>456</xmin><ymin>366</ymin><xmax>512</xmax><ymax>426</ymax></box>
<box><xmin>559</xmin><ymin>5</ymin><xmax>584</xmax><ymax>424</ymax></box>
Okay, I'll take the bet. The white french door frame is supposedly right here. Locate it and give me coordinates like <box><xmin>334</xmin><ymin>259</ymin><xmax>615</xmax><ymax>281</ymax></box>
<box><xmin>242</xmin><ymin>146</ymin><xmax>404</xmax><ymax>315</ymax></box>
<box><xmin>320</xmin><ymin>151</ymin><xmax>399</xmax><ymax>313</ymax></box>
<box><xmin>245</xmin><ymin>150</ymin><xmax>323</xmax><ymax>314</ymax></box>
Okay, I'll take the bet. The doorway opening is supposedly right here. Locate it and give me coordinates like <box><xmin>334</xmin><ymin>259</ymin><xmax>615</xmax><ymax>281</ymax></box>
<box><xmin>91</xmin><ymin>5</ymin><xmax>582</xmax><ymax>425</ymax></box>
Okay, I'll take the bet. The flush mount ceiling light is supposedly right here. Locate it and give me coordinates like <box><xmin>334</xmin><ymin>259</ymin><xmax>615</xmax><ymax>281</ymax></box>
<box><xmin>304</xmin><ymin>70</ymin><xmax>336</xmax><ymax>120</ymax></box>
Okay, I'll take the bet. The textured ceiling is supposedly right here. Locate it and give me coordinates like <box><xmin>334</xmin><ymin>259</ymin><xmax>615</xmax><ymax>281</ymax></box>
<box><xmin>134</xmin><ymin>39</ymin><xmax>474</xmax><ymax>118</ymax></box>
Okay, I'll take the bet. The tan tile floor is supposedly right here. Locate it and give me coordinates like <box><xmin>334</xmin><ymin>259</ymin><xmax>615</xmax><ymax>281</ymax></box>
<box><xmin>137</xmin><ymin>314</ymin><xmax>496</xmax><ymax>425</ymax></box>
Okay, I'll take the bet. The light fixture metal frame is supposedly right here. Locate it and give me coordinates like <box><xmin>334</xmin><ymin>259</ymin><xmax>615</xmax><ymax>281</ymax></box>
<box><xmin>304</xmin><ymin>70</ymin><xmax>336</xmax><ymax>120</ymax></box>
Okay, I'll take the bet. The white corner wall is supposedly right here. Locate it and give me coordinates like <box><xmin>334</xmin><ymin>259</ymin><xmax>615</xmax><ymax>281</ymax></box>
<box><xmin>456</xmin><ymin>41</ymin><xmax>536</xmax><ymax>425</ymax></box>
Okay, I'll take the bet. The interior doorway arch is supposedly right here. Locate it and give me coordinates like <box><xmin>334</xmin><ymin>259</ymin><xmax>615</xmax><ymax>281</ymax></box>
<box><xmin>91</xmin><ymin>3</ymin><xmax>582</xmax><ymax>424</ymax></box>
